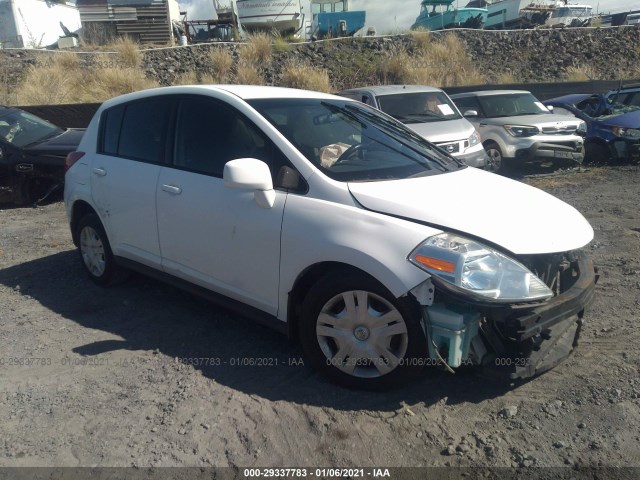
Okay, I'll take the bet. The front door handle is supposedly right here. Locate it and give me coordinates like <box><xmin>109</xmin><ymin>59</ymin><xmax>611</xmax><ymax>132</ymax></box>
<box><xmin>92</xmin><ymin>167</ymin><xmax>107</xmax><ymax>176</ymax></box>
<box><xmin>161</xmin><ymin>184</ymin><xmax>182</xmax><ymax>195</ymax></box>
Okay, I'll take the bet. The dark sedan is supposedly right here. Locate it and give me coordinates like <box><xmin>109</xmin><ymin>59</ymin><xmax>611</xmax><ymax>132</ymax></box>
<box><xmin>543</xmin><ymin>94</ymin><xmax>640</xmax><ymax>163</ymax></box>
<box><xmin>0</xmin><ymin>106</ymin><xmax>85</xmax><ymax>206</ymax></box>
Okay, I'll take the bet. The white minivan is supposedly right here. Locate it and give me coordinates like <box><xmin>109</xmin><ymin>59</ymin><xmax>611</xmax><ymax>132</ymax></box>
<box><xmin>338</xmin><ymin>85</ymin><xmax>488</xmax><ymax>169</ymax></box>
<box><xmin>64</xmin><ymin>85</ymin><xmax>596</xmax><ymax>389</ymax></box>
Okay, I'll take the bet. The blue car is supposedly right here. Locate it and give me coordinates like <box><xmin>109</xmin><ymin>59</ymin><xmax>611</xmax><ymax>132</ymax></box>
<box><xmin>543</xmin><ymin>94</ymin><xmax>640</xmax><ymax>163</ymax></box>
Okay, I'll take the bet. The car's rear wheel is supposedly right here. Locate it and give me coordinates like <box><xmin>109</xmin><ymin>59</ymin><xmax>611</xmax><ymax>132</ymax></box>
<box><xmin>299</xmin><ymin>272</ymin><xmax>427</xmax><ymax>389</ymax></box>
<box><xmin>484</xmin><ymin>142</ymin><xmax>504</xmax><ymax>173</ymax></box>
<box><xmin>76</xmin><ymin>214</ymin><xmax>128</xmax><ymax>286</ymax></box>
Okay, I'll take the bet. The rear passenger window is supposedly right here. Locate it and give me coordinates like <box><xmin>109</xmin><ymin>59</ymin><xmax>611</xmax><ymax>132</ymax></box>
<box><xmin>102</xmin><ymin>105</ymin><xmax>124</xmax><ymax>155</ymax></box>
<box><xmin>100</xmin><ymin>97</ymin><xmax>171</xmax><ymax>163</ymax></box>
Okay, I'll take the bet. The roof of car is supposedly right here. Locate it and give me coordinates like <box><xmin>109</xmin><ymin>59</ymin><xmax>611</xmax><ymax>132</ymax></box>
<box><xmin>450</xmin><ymin>90</ymin><xmax>532</xmax><ymax>98</ymax></box>
<box><xmin>99</xmin><ymin>85</ymin><xmax>344</xmax><ymax>110</ymax></box>
<box><xmin>339</xmin><ymin>85</ymin><xmax>443</xmax><ymax>95</ymax></box>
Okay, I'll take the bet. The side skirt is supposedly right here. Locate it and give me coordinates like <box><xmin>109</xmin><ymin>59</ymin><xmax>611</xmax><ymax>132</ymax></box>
<box><xmin>115</xmin><ymin>256</ymin><xmax>288</xmax><ymax>336</ymax></box>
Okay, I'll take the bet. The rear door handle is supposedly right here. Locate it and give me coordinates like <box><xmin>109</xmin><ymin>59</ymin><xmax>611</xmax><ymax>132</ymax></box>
<box><xmin>161</xmin><ymin>184</ymin><xmax>182</xmax><ymax>195</ymax></box>
<box><xmin>92</xmin><ymin>167</ymin><xmax>107</xmax><ymax>176</ymax></box>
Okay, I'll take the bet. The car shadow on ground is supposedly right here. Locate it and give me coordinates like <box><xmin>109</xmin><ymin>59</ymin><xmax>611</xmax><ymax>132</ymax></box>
<box><xmin>0</xmin><ymin>250</ymin><xmax>518</xmax><ymax>411</ymax></box>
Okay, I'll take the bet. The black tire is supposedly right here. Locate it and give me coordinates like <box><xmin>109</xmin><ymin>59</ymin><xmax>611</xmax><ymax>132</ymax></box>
<box><xmin>299</xmin><ymin>272</ymin><xmax>428</xmax><ymax>390</ymax></box>
<box><xmin>584</xmin><ymin>142</ymin><xmax>611</xmax><ymax>164</ymax></box>
<box><xmin>76</xmin><ymin>214</ymin><xmax>128</xmax><ymax>287</ymax></box>
<box><xmin>484</xmin><ymin>142</ymin><xmax>505</xmax><ymax>173</ymax></box>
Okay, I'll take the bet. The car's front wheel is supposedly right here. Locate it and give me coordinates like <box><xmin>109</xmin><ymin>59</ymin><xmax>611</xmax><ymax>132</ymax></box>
<box><xmin>76</xmin><ymin>214</ymin><xmax>128</xmax><ymax>286</ymax></box>
<box><xmin>299</xmin><ymin>272</ymin><xmax>427</xmax><ymax>389</ymax></box>
<box><xmin>484</xmin><ymin>142</ymin><xmax>505</xmax><ymax>173</ymax></box>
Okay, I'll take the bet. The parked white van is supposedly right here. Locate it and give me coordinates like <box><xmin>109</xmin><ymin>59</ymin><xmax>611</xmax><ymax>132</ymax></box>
<box><xmin>338</xmin><ymin>85</ymin><xmax>488</xmax><ymax>169</ymax></box>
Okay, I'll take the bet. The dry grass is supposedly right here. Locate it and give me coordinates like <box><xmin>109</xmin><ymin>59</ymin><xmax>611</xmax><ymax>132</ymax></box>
<box><xmin>279</xmin><ymin>60</ymin><xmax>331</xmax><ymax>92</ymax></box>
<box><xmin>524</xmin><ymin>167</ymin><xmax>603</xmax><ymax>189</ymax></box>
<box><xmin>376</xmin><ymin>34</ymin><xmax>485</xmax><ymax>87</ymax></box>
<box><xmin>110</xmin><ymin>36</ymin><xmax>142</xmax><ymax>68</ymax></box>
<box><xmin>273</xmin><ymin>33</ymin><xmax>291</xmax><ymax>53</ymax></box>
<box><xmin>39</xmin><ymin>52</ymin><xmax>80</xmax><ymax>70</ymax></box>
<box><xmin>235</xmin><ymin>60</ymin><xmax>264</xmax><ymax>85</ymax></box>
<box><xmin>239</xmin><ymin>33</ymin><xmax>272</xmax><ymax>67</ymax></box>
<box><xmin>565</xmin><ymin>65</ymin><xmax>596</xmax><ymax>81</ymax></box>
<box><xmin>494</xmin><ymin>71</ymin><xmax>518</xmax><ymax>85</ymax></box>
<box><xmin>83</xmin><ymin>67</ymin><xmax>157</xmax><ymax>101</ymax></box>
<box><xmin>172</xmin><ymin>71</ymin><xmax>198</xmax><ymax>85</ymax></box>
<box><xmin>377</xmin><ymin>49</ymin><xmax>414</xmax><ymax>84</ymax></box>
<box><xmin>172</xmin><ymin>71</ymin><xmax>219</xmax><ymax>86</ymax></box>
<box><xmin>410</xmin><ymin>29</ymin><xmax>431</xmax><ymax>51</ymax></box>
<box><xmin>15</xmin><ymin>56</ymin><xmax>79</xmax><ymax>105</ymax></box>
<box><xmin>15</xmin><ymin>51</ymin><xmax>157</xmax><ymax>105</ymax></box>
<box><xmin>208</xmin><ymin>48</ymin><xmax>233</xmax><ymax>82</ymax></box>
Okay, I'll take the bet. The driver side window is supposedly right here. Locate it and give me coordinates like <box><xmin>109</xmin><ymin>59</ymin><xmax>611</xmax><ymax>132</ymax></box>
<box><xmin>174</xmin><ymin>96</ymin><xmax>270</xmax><ymax>178</ymax></box>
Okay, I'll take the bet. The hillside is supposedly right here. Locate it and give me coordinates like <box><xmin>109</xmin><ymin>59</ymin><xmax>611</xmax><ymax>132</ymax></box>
<box><xmin>1</xmin><ymin>26</ymin><xmax>639</xmax><ymax>105</ymax></box>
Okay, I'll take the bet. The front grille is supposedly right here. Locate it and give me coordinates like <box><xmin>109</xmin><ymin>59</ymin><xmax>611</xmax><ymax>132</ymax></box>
<box><xmin>518</xmin><ymin>251</ymin><xmax>582</xmax><ymax>296</ymax></box>
<box><xmin>435</xmin><ymin>141</ymin><xmax>460</xmax><ymax>154</ymax></box>
<box><xmin>541</xmin><ymin>126</ymin><xmax>577</xmax><ymax>135</ymax></box>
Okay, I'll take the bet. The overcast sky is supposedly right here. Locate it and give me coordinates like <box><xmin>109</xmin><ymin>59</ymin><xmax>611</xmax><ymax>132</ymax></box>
<box><xmin>178</xmin><ymin>0</ymin><xmax>639</xmax><ymax>33</ymax></box>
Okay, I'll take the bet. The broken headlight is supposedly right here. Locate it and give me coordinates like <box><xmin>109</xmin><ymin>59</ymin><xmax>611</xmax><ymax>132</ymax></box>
<box><xmin>409</xmin><ymin>233</ymin><xmax>553</xmax><ymax>302</ymax></box>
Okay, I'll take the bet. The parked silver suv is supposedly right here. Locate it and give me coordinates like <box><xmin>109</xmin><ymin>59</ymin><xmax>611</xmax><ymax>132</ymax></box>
<box><xmin>450</xmin><ymin>90</ymin><xmax>586</xmax><ymax>172</ymax></box>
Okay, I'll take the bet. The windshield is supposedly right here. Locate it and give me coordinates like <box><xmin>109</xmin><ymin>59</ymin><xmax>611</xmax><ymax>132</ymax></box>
<box><xmin>248</xmin><ymin>98</ymin><xmax>464</xmax><ymax>182</ymax></box>
<box><xmin>478</xmin><ymin>93</ymin><xmax>550</xmax><ymax>118</ymax></box>
<box><xmin>0</xmin><ymin>109</ymin><xmax>63</xmax><ymax>148</ymax></box>
<box><xmin>376</xmin><ymin>91</ymin><xmax>462</xmax><ymax>124</ymax></box>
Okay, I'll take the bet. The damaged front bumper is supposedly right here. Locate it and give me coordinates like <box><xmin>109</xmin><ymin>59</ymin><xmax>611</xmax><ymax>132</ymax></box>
<box><xmin>419</xmin><ymin>252</ymin><xmax>597</xmax><ymax>380</ymax></box>
<box><xmin>514</xmin><ymin>141</ymin><xmax>585</xmax><ymax>164</ymax></box>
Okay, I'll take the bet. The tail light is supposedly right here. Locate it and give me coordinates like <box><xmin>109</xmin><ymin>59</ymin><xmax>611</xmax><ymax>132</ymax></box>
<box><xmin>65</xmin><ymin>151</ymin><xmax>85</xmax><ymax>172</ymax></box>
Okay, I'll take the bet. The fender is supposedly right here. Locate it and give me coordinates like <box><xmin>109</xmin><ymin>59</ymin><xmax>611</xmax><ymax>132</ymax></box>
<box><xmin>277</xmin><ymin>193</ymin><xmax>439</xmax><ymax>321</ymax></box>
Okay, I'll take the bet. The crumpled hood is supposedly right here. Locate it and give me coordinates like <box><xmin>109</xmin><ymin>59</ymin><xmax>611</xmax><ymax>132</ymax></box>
<box><xmin>597</xmin><ymin>110</ymin><xmax>640</xmax><ymax>129</ymax></box>
<box><xmin>348</xmin><ymin>167</ymin><xmax>593</xmax><ymax>255</ymax></box>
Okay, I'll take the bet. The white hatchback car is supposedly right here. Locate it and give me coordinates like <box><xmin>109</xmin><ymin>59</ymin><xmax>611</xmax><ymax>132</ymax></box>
<box><xmin>64</xmin><ymin>85</ymin><xmax>597</xmax><ymax>389</ymax></box>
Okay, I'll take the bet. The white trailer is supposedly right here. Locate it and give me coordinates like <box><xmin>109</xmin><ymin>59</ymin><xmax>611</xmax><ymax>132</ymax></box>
<box><xmin>0</xmin><ymin>0</ymin><xmax>81</xmax><ymax>49</ymax></box>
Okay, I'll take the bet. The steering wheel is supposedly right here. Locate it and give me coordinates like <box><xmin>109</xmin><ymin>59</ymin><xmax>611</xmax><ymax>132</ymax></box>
<box><xmin>334</xmin><ymin>143</ymin><xmax>364</xmax><ymax>165</ymax></box>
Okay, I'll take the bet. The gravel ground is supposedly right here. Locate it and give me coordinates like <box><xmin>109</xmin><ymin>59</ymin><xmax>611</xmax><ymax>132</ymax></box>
<box><xmin>0</xmin><ymin>165</ymin><xmax>639</xmax><ymax>471</ymax></box>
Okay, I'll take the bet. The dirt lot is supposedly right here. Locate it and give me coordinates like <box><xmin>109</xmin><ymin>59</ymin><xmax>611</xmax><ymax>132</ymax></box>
<box><xmin>0</xmin><ymin>165</ymin><xmax>639</xmax><ymax>471</ymax></box>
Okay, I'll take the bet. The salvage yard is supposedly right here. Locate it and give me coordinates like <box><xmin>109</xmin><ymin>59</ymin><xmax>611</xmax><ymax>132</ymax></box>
<box><xmin>0</xmin><ymin>165</ymin><xmax>639</xmax><ymax>469</ymax></box>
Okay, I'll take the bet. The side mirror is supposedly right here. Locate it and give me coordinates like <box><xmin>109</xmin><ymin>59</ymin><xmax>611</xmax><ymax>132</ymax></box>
<box><xmin>463</xmin><ymin>110</ymin><xmax>478</xmax><ymax>117</ymax></box>
<box><xmin>224</xmin><ymin>158</ymin><xmax>275</xmax><ymax>209</ymax></box>
<box><xmin>546</xmin><ymin>105</ymin><xmax>554</xmax><ymax>112</ymax></box>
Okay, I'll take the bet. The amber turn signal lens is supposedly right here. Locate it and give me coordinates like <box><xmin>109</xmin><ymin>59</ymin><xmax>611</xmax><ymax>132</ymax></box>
<box><xmin>414</xmin><ymin>255</ymin><xmax>456</xmax><ymax>274</ymax></box>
